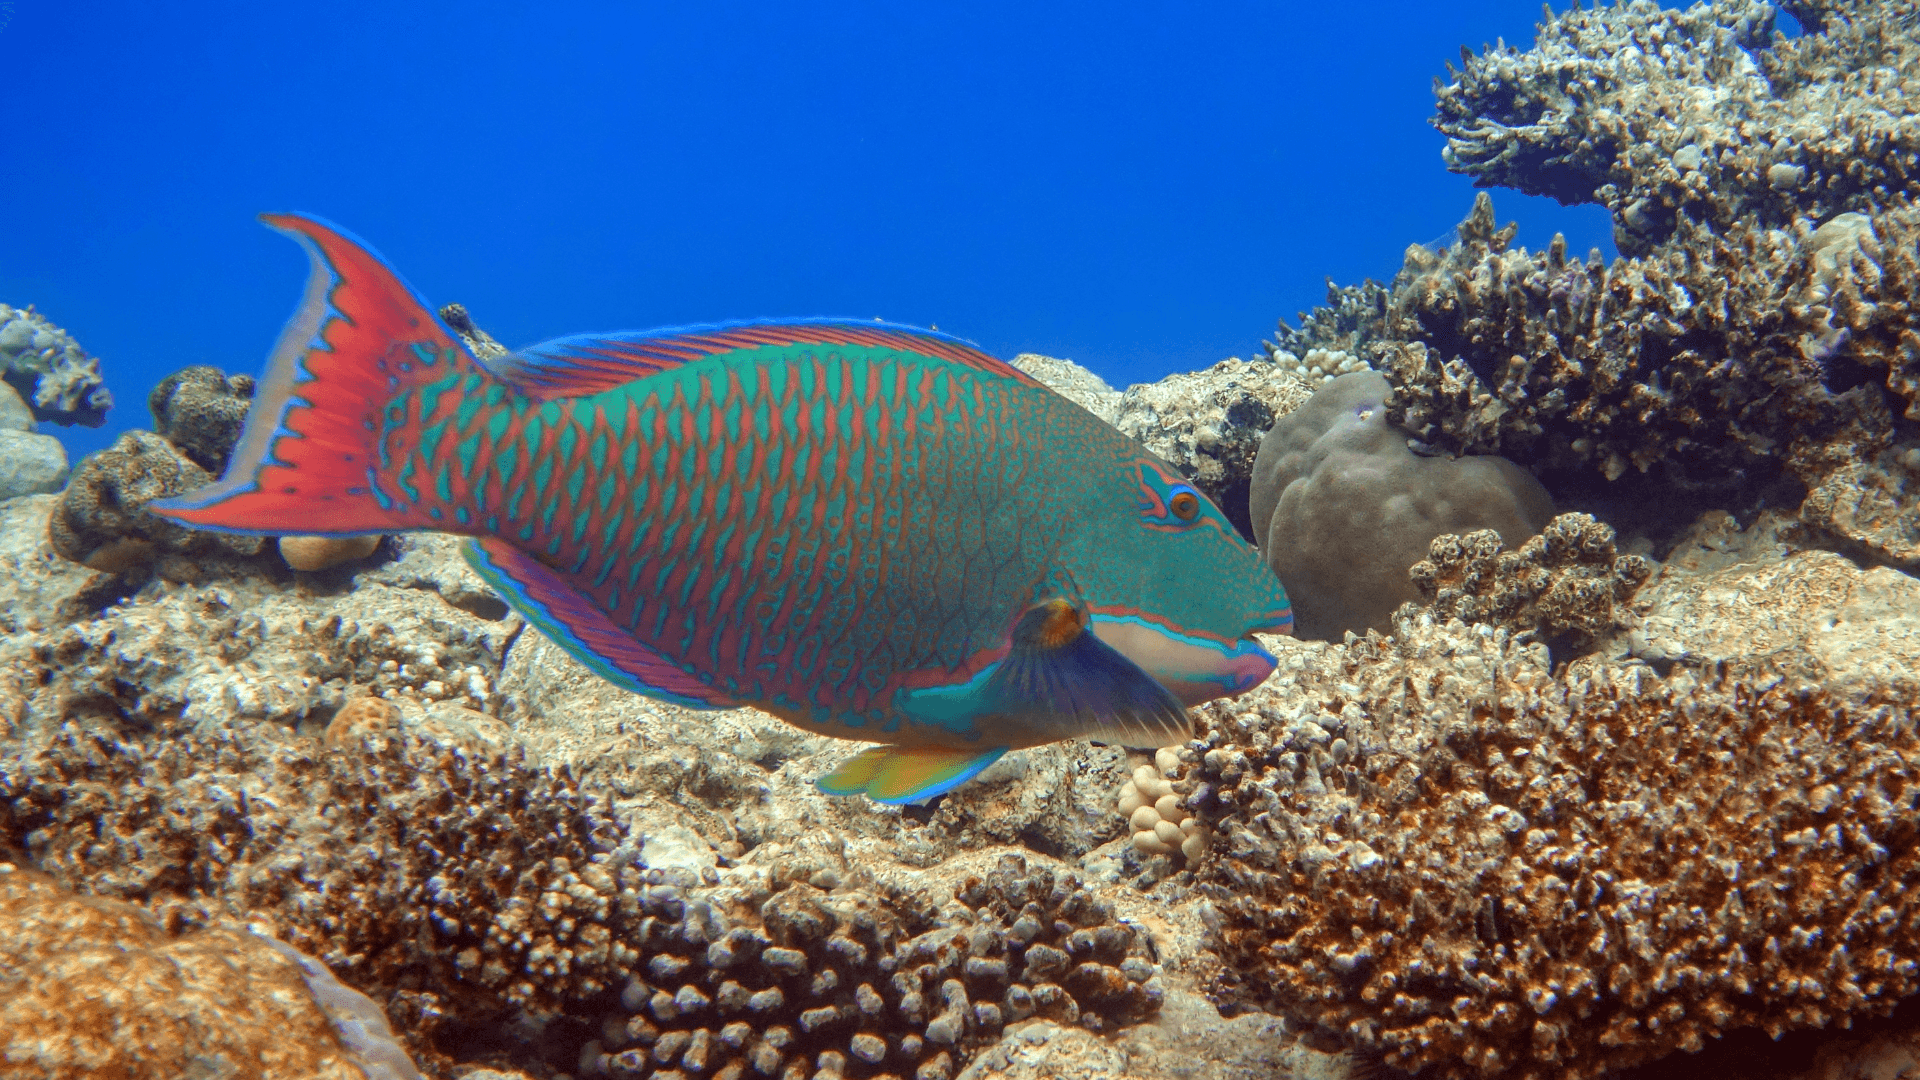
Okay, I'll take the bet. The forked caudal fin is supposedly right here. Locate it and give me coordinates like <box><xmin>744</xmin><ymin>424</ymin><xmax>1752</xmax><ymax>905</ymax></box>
<box><xmin>147</xmin><ymin>213</ymin><xmax>495</xmax><ymax>537</ymax></box>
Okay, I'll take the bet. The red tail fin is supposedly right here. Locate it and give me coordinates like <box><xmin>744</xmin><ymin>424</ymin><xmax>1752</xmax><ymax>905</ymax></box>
<box><xmin>149</xmin><ymin>214</ymin><xmax>489</xmax><ymax>536</ymax></box>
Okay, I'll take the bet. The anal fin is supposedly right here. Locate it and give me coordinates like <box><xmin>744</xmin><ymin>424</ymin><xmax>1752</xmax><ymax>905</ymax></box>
<box><xmin>461</xmin><ymin>538</ymin><xmax>737</xmax><ymax>710</ymax></box>
<box><xmin>816</xmin><ymin>746</ymin><xmax>1009</xmax><ymax>804</ymax></box>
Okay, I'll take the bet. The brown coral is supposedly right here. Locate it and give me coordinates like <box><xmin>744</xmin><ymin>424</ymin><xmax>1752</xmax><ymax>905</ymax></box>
<box><xmin>48</xmin><ymin>430</ymin><xmax>265</xmax><ymax>570</ymax></box>
<box><xmin>1408</xmin><ymin>512</ymin><xmax>1652</xmax><ymax>644</ymax></box>
<box><xmin>1189</xmin><ymin>613</ymin><xmax>1920</xmax><ymax>1080</ymax></box>
<box><xmin>148</xmin><ymin>364</ymin><xmax>256</xmax><ymax>474</ymax></box>
<box><xmin>0</xmin><ymin>863</ymin><xmax>384</xmax><ymax>1080</ymax></box>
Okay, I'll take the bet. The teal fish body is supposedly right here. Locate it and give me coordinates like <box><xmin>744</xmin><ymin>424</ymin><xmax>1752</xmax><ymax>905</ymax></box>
<box><xmin>151</xmin><ymin>215</ymin><xmax>1292</xmax><ymax>801</ymax></box>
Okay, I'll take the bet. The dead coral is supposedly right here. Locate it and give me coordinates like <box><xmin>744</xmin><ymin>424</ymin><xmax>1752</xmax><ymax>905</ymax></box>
<box><xmin>1408</xmin><ymin>512</ymin><xmax>1652</xmax><ymax>643</ymax></box>
<box><xmin>148</xmin><ymin>365</ymin><xmax>256</xmax><ymax>474</ymax></box>
<box><xmin>47</xmin><ymin>430</ymin><xmax>265</xmax><ymax>570</ymax></box>
<box><xmin>1190</xmin><ymin>614</ymin><xmax>1920</xmax><ymax>1080</ymax></box>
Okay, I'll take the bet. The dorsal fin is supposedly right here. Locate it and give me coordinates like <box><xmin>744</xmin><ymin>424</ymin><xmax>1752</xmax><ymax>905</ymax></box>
<box><xmin>488</xmin><ymin>318</ymin><xmax>1041</xmax><ymax>400</ymax></box>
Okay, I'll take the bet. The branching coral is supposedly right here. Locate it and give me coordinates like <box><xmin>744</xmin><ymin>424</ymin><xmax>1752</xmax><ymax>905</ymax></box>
<box><xmin>1188</xmin><ymin>614</ymin><xmax>1920</xmax><ymax>1080</ymax></box>
<box><xmin>1408</xmin><ymin>512</ymin><xmax>1652</xmax><ymax>644</ymax></box>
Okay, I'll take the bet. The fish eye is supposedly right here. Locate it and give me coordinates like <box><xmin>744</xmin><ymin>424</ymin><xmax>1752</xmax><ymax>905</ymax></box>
<box><xmin>1169</xmin><ymin>487</ymin><xmax>1200</xmax><ymax>522</ymax></box>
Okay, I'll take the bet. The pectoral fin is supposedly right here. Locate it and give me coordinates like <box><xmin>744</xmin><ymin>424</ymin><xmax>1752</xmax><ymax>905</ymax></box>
<box><xmin>816</xmin><ymin>745</ymin><xmax>1009</xmax><ymax>804</ymax></box>
<box><xmin>899</xmin><ymin>595</ymin><xmax>1193</xmax><ymax>750</ymax></box>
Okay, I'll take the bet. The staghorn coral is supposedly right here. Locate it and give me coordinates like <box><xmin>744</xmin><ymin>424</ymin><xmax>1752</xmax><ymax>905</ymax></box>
<box><xmin>48</xmin><ymin>430</ymin><xmax>266</xmax><ymax>571</ymax></box>
<box><xmin>148</xmin><ymin>365</ymin><xmax>257</xmax><ymax>474</ymax></box>
<box><xmin>0</xmin><ymin>302</ymin><xmax>113</xmax><ymax>427</ymax></box>
<box><xmin>0</xmin><ymin>862</ymin><xmax>415</xmax><ymax>1080</ymax></box>
<box><xmin>1408</xmin><ymin>512</ymin><xmax>1652</xmax><ymax>645</ymax></box>
<box><xmin>0</xmin><ymin>720</ymin><xmax>1162</xmax><ymax>1078</ymax></box>
<box><xmin>1189</xmin><ymin>602</ymin><xmax>1920</xmax><ymax>1080</ymax></box>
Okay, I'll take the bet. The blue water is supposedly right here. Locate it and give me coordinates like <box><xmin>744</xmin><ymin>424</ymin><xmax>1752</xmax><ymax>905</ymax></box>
<box><xmin>0</xmin><ymin>1</ymin><xmax>1616</xmax><ymax>466</ymax></box>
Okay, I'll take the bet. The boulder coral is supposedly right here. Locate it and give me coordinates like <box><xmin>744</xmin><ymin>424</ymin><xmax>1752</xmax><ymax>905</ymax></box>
<box><xmin>1249</xmin><ymin>369</ymin><xmax>1555</xmax><ymax>640</ymax></box>
<box><xmin>1188</xmin><ymin>605</ymin><xmax>1920</xmax><ymax>1080</ymax></box>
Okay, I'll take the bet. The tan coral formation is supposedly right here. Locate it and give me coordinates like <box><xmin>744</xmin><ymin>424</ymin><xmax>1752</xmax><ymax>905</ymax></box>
<box><xmin>1117</xmin><ymin>749</ymin><xmax>1209</xmax><ymax>862</ymax></box>
<box><xmin>0</xmin><ymin>863</ymin><xmax>385</xmax><ymax>1080</ymax></box>
<box><xmin>281</xmin><ymin>533</ymin><xmax>384</xmax><ymax>572</ymax></box>
<box><xmin>1188</xmin><ymin>537</ymin><xmax>1920</xmax><ymax>1080</ymax></box>
<box><xmin>1408</xmin><ymin>512</ymin><xmax>1652</xmax><ymax>643</ymax></box>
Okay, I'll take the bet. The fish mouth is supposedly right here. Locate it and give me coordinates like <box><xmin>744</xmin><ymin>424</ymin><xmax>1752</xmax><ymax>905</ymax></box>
<box><xmin>1090</xmin><ymin>615</ymin><xmax>1278</xmax><ymax>707</ymax></box>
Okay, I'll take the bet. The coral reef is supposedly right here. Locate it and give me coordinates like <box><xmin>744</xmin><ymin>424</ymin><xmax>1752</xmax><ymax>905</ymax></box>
<box><xmin>1408</xmin><ymin>512</ymin><xmax>1653</xmax><ymax>646</ymax></box>
<box><xmin>0</xmin><ymin>720</ymin><xmax>1163</xmax><ymax>1078</ymax></box>
<box><xmin>1116</xmin><ymin>750</ymin><xmax>1209</xmax><ymax>862</ymax></box>
<box><xmin>1347</xmin><ymin>0</ymin><xmax>1920</xmax><ymax>563</ymax></box>
<box><xmin>1187</xmin><ymin>529</ymin><xmax>1920</xmax><ymax>1079</ymax></box>
<box><xmin>1249</xmin><ymin>370</ymin><xmax>1555</xmax><ymax>640</ymax></box>
<box><xmin>47</xmin><ymin>430</ymin><xmax>265</xmax><ymax>571</ymax></box>
<box><xmin>439</xmin><ymin>303</ymin><xmax>509</xmax><ymax>361</ymax></box>
<box><xmin>0</xmin><ymin>380</ymin><xmax>70</xmax><ymax>499</ymax></box>
<box><xmin>1009</xmin><ymin>353</ymin><xmax>1123</xmax><ymax>425</ymax></box>
<box><xmin>0</xmin><ymin>302</ymin><xmax>113</xmax><ymax>427</ymax></box>
<box><xmin>0</xmin><ymin>861</ymin><xmax>414</xmax><ymax>1080</ymax></box>
<box><xmin>148</xmin><ymin>364</ymin><xmax>257</xmax><ymax>474</ymax></box>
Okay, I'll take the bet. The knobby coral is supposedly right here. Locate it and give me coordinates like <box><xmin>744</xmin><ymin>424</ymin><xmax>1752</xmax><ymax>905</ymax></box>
<box><xmin>1408</xmin><ymin>512</ymin><xmax>1653</xmax><ymax>646</ymax></box>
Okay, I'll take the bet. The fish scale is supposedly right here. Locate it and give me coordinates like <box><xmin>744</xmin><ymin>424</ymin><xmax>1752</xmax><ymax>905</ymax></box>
<box><xmin>152</xmin><ymin>214</ymin><xmax>1292</xmax><ymax>803</ymax></box>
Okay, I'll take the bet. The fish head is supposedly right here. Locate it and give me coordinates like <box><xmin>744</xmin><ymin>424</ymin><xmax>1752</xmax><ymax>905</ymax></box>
<box><xmin>1084</xmin><ymin>455</ymin><xmax>1292</xmax><ymax>706</ymax></box>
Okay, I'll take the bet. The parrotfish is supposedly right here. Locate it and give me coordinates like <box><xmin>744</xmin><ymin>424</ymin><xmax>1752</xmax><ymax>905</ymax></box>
<box><xmin>151</xmin><ymin>215</ymin><xmax>1293</xmax><ymax>802</ymax></box>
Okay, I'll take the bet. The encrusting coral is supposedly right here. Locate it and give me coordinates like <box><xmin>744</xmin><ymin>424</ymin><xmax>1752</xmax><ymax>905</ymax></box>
<box><xmin>1408</xmin><ymin>512</ymin><xmax>1653</xmax><ymax>646</ymax></box>
<box><xmin>0</xmin><ymin>718</ymin><xmax>1164</xmax><ymax>1078</ymax></box>
<box><xmin>1187</xmin><ymin>607</ymin><xmax>1920</xmax><ymax>1080</ymax></box>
